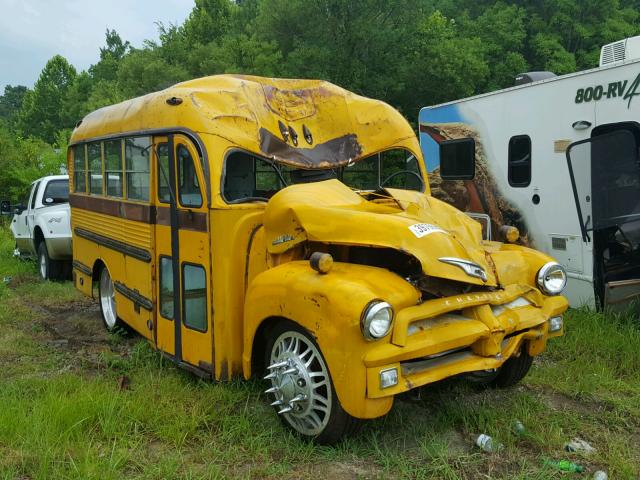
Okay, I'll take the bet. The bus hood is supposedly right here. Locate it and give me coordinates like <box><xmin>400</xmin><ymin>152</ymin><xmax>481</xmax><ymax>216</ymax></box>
<box><xmin>263</xmin><ymin>180</ymin><xmax>511</xmax><ymax>287</ymax></box>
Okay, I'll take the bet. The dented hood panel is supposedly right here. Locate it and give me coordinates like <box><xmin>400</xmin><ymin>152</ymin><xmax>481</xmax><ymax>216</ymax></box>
<box><xmin>263</xmin><ymin>180</ymin><xmax>506</xmax><ymax>286</ymax></box>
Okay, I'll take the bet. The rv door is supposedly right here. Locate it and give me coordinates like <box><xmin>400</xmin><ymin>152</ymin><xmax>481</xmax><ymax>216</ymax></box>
<box><xmin>566</xmin><ymin>130</ymin><xmax>640</xmax><ymax>310</ymax></box>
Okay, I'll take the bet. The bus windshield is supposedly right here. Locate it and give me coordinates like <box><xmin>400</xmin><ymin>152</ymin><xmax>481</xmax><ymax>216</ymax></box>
<box><xmin>223</xmin><ymin>148</ymin><xmax>424</xmax><ymax>203</ymax></box>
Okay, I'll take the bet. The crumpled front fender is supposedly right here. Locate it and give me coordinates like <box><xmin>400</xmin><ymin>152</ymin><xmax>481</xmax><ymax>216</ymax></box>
<box><xmin>242</xmin><ymin>260</ymin><xmax>420</xmax><ymax>419</ymax></box>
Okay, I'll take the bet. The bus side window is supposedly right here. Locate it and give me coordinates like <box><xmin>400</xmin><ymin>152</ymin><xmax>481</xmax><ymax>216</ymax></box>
<box><xmin>125</xmin><ymin>137</ymin><xmax>151</xmax><ymax>201</ymax></box>
<box><xmin>74</xmin><ymin>144</ymin><xmax>87</xmax><ymax>193</ymax></box>
<box><xmin>104</xmin><ymin>139</ymin><xmax>123</xmax><ymax>198</ymax></box>
<box><xmin>87</xmin><ymin>142</ymin><xmax>103</xmax><ymax>195</ymax></box>
<box><xmin>508</xmin><ymin>135</ymin><xmax>531</xmax><ymax>187</ymax></box>
<box><xmin>177</xmin><ymin>145</ymin><xmax>202</xmax><ymax>207</ymax></box>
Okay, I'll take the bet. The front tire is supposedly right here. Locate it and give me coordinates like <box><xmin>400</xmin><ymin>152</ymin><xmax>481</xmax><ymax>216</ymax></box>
<box><xmin>37</xmin><ymin>242</ymin><xmax>60</xmax><ymax>280</ymax></box>
<box><xmin>493</xmin><ymin>348</ymin><xmax>533</xmax><ymax>387</ymax></box>
<box><xmin>98</xmin><ymin>266</ymin><xmax>121</xmax><ymax>332</ymax></box>
<box><xmin>263</xmin><ymin>321</ymin><xmax>359</xmax><ymax>444</ymax></box>
<box><xmin>466</xmin><ymin>346</ymin><xmax>533</xmax><ymax>388</ymax></box>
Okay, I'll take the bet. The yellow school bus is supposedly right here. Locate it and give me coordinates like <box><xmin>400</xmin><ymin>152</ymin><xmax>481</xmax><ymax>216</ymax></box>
<box><xmin>68</xmin><ymin>75</ymin><xmax>568</xmax><ymax>444</ymax></box>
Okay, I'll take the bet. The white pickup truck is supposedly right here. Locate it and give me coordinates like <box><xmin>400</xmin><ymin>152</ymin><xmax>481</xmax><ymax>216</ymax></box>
<box><xmin>1</xmin><ymin>175</ymin><xmax>72</xmax><ymax>280</ymax></box>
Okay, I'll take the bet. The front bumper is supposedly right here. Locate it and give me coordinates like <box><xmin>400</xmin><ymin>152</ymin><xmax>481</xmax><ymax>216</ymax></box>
<box><xmin>364</xmin><ymin>284</ymin><xmax>568</xmax><ymax>398</ymax></box>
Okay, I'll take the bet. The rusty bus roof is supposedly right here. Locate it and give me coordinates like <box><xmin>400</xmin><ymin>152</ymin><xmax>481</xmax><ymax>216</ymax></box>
<box><xmin>70</xmin><ymin>74</ymin><xmax>419</xmax><ymax>168</ymax></box>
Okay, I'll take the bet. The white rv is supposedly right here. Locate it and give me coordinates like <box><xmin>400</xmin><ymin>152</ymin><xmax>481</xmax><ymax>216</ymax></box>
<box><xmin>420</xmin><ymin>36</ymin><xmax>640</xmax><ymax>309</ymax></box>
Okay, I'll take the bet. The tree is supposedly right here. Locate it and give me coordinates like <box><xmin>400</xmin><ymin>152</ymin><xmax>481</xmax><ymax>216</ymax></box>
<box><xmin>0</xmin><ymin>85</ymin><xmax>28</xmax><ymax>126</ymax></box>
<box><xmin>117</xmin><ymin>49</ymin><xmax>189</xmax><ymax>98</ymax></box>
<box><xmin>90</xmin><ymin>29</ymin><xmax>131</xmax><ymax>82</ymax></box>
<box><xmin>399</xmin><ymin>11</ymin><xmax>489</xmax><ymax>117</ymax></box>
<box><xmin>0</xmin><ymin>122</ymin><xmax>67</xmax><ymax>201</ymax></box>
<box><xmin>182</xmin><ymin>0</ymin><xmax>232</xmax><ymax>46</ymax></box>
<box><xmin>17</xmin><ymin>55</ymin><xmax>76</xmax><ymax>142</ymax></box>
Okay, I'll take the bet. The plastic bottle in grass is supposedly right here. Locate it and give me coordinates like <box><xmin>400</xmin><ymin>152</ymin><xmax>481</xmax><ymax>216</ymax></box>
<box><xmin>543</xmin><ymin>459</ymin><xmax>584</xmax><ymax>473</ymax></box>
<box><xmin>475</xmin><ymin>434</ymin><xmax>503</xmax><ymax>452</ymax></box>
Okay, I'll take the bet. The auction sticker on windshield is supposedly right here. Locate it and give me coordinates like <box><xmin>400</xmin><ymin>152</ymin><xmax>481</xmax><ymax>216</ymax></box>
<box><xmin>409</xmin><ymin>223</ymin><xmax>447</xmax><ymax>238</ymax></box>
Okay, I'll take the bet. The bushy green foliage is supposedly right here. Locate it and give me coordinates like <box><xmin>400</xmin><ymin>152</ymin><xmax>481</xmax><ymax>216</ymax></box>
<box><xmin>0</xmin><ymin>0</ymin><xmax>638</xmax><ymax>190</ymax></box>
<box><xmin>0</xmin><ymin>123</ymin><xmax>67</xmax><ymax>202</ymax></box>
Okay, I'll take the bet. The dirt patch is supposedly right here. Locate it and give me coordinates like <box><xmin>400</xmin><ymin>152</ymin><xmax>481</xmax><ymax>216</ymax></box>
<box><xmin>286</xmin><ymin>460</ymin><xmax>385</xmax><ymax>480</ymax></box>
<box><xmin>534</xmin><ymin>387</ymin><xmax>615</xmax><ymax>418</ymax></box>
<box><xmin>16</xmin><ymin>294</ymin><xmax>137</xmax><ymax>374</ymax></box>
<box><xmin>4</xmin><ymin>271</ymin><xmax>40</xmax><ymax>288</ymax></box>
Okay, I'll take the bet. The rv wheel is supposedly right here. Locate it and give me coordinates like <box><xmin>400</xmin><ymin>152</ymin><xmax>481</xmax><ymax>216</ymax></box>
<box><xmin>263</xmin><ymin>321</ymin><xmax>359</xmax><ymax>444</ymax></box>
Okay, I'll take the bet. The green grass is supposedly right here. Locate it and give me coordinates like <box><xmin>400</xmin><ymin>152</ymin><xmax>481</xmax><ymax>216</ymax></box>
<box><xmin>0</xmin><ymin>225</ymin><xmax>638</xmax><ymax>479</ymax></box>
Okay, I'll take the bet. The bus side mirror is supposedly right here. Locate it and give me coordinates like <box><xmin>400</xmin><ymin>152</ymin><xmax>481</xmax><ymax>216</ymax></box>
<box><xmin>0</xmin><ymin>200</ymin><xmax>11</xmax><ymax>215</ymax></box>
<box><xmin>440</xmin><ymin>138</ymin><xmax>476</xmax><ymax>180</ymax></box>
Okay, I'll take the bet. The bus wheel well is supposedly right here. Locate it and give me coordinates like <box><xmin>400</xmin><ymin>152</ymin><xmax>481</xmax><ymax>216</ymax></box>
<box><xmin>92</xmin><ymin>259</ymin><xmax>106</xmax><ymax>282</ymax></box>
<box><xmin>251</xmin><ymin>316</ymin><xmax>291</xmax><ymax>376</ymax></box>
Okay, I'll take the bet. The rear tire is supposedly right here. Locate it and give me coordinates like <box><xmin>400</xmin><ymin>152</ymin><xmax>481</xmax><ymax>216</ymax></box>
<box><xmin>37</xmin><ymin>242</ymin><xmax>61</xmax><ymax>280</ymax></box>
<box><xmin>98</xmin><ymin>266</ymin><xmax>122</xmax><ymax>332</ymax></box>
<box><xmin>263</xmin><ymin>321</ymin><xmax>360</xmax><ymax>445</ymax></box>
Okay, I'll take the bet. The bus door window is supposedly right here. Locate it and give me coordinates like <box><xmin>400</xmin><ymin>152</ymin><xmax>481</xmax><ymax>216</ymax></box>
<box><xmin>159</xmin><ymin>256</ymin><xmax>174</xmax><ymax>320</ymax></box>
<box><xmin>157</xmin><ymin>143</ymin><xmax>171</xmax><ymax>204</ymax></box>
<box><xmin>177</xmin><ymin>145</ymin><xmax>202</xmax><ymax>207</ymax></box>
<box><xmin>182</xmin><ymin>263</ymin><xmax>207</xmax><ymax>332</ymax></box>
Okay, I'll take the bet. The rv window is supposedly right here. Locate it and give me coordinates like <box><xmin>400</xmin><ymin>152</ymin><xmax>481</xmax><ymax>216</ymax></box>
<box><xmin>440</xmin><ymin>138</ymin><xmax>475</xmax><ymax>180</ymax></box>
<box><xmin>508</xmin><ymin>135</ymin><xmax>531</xmax><ymax>187</ymax></box>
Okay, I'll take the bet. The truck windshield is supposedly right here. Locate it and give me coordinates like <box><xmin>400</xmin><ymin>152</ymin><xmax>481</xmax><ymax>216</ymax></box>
<box><xmin>223</xmin><ymin>148</ymin><xmax>423</xmax><ymax>203</ymax></box>
<box><xmin>566</xmin><ymin>129</ymin><xmax>640</xmax><ymax>241</ymax></box>
<box><xmin>42</xmin><ymin>179</ymin><xmax>69</xmax><ymax>206</ymax></box>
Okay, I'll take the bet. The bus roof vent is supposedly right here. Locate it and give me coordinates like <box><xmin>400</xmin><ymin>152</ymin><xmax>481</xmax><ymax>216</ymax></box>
<box><xmin>514</xmin><ymin>71</ymin><xmax>556</xmax><ymax>86</ymax></box>
<box><xmin>600</xmin><ymin>36</ymin><xmax>640</xmax><ymax>67</ymax></box>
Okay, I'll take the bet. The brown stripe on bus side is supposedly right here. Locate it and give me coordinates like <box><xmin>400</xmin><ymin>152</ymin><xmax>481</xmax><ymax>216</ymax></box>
<box><xmin>72</xmin><ymin>260</ymin><xmax>92</xmax><ymax>276</ymax></box>
<box><xmin>155</xmin><ymin>206</ymin><xmax>207</xmax><ymax>231</ymax></box>
<box><xmin>178</xmin><ymin>209</ymin><xmax>208</xmax><ymax>232</ymax></box>
<box><xmin>74</xmin><ymin>227</ymin><xmax>152</xmax><ymax>262</ymax></box>
<box><xmin>69</xmin><ymin>194</ymin><xmax>207</xmax><ymax>232</ymax></box>
<box><xmin>114</xmin><ymin>281</ymin><xmax>153</xmax><ymax>311</ymax></box>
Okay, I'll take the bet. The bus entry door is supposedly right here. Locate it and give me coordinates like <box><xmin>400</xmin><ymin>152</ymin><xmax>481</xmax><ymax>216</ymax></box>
<box><xmin>154</xmin><ymin>134</ymin><xmax>213</xmax><ymax>374</ymax></box>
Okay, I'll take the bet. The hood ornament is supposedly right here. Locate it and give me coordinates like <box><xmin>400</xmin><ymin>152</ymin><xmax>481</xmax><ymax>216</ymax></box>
<box><xmin>438</xmin><ymin>257</ymin><xmax>488</xmax><ymax>282</ymax></box>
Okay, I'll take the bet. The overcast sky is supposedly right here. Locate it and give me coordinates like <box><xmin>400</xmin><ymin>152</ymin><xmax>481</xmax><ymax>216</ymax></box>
<box><xmin>0</xmin><ymin>0</ymin><xmax>194</xmax><ymax>88</ymax></box>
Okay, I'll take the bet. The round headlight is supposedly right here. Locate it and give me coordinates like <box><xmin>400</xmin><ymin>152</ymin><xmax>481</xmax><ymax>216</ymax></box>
<box><xmin>361</xmin><ymin>301</ymin><xmax>393</xmax><ymax>340</ymax></box>
<box><xmin>536</xmin><ymin>262</ymin><xmax>567</xmax><ymax>295</ymax></box>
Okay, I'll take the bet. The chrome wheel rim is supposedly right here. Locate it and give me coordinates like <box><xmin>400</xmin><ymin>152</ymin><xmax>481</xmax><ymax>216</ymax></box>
<box><xmin>265</xmin><ymin>331</ymin><xmax>332</xmax><ymax>436</ymax></box>
<box><xmin>99</xmin><ymin>268</ymin><xmax>117</xmax><ymax>329</ymax></box>
<box><xmin>39</xmin><ymin>251</ymin><xmax>47</xmax><ymax>279</ymax></box>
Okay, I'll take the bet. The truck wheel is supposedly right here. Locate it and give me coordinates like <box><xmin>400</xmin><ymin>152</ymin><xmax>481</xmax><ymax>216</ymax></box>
<box><xmin>493</xmin><ymin>347</ymin><xmax>533</xmax><ymax>387</ymax></box>
<box><xmin>37</xmin><ymin>242</ymin><xmax>60</xmax><ymax>280</ymax></box>
<box><xmin>98</xmin><ymin>266</ymin><xmax>121</xmax><ymax>332</ymax></box>
<box><xmin>264</xmin><ymin>321</ymin><xmax>359</xmax><ymax>444</ymax></box>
